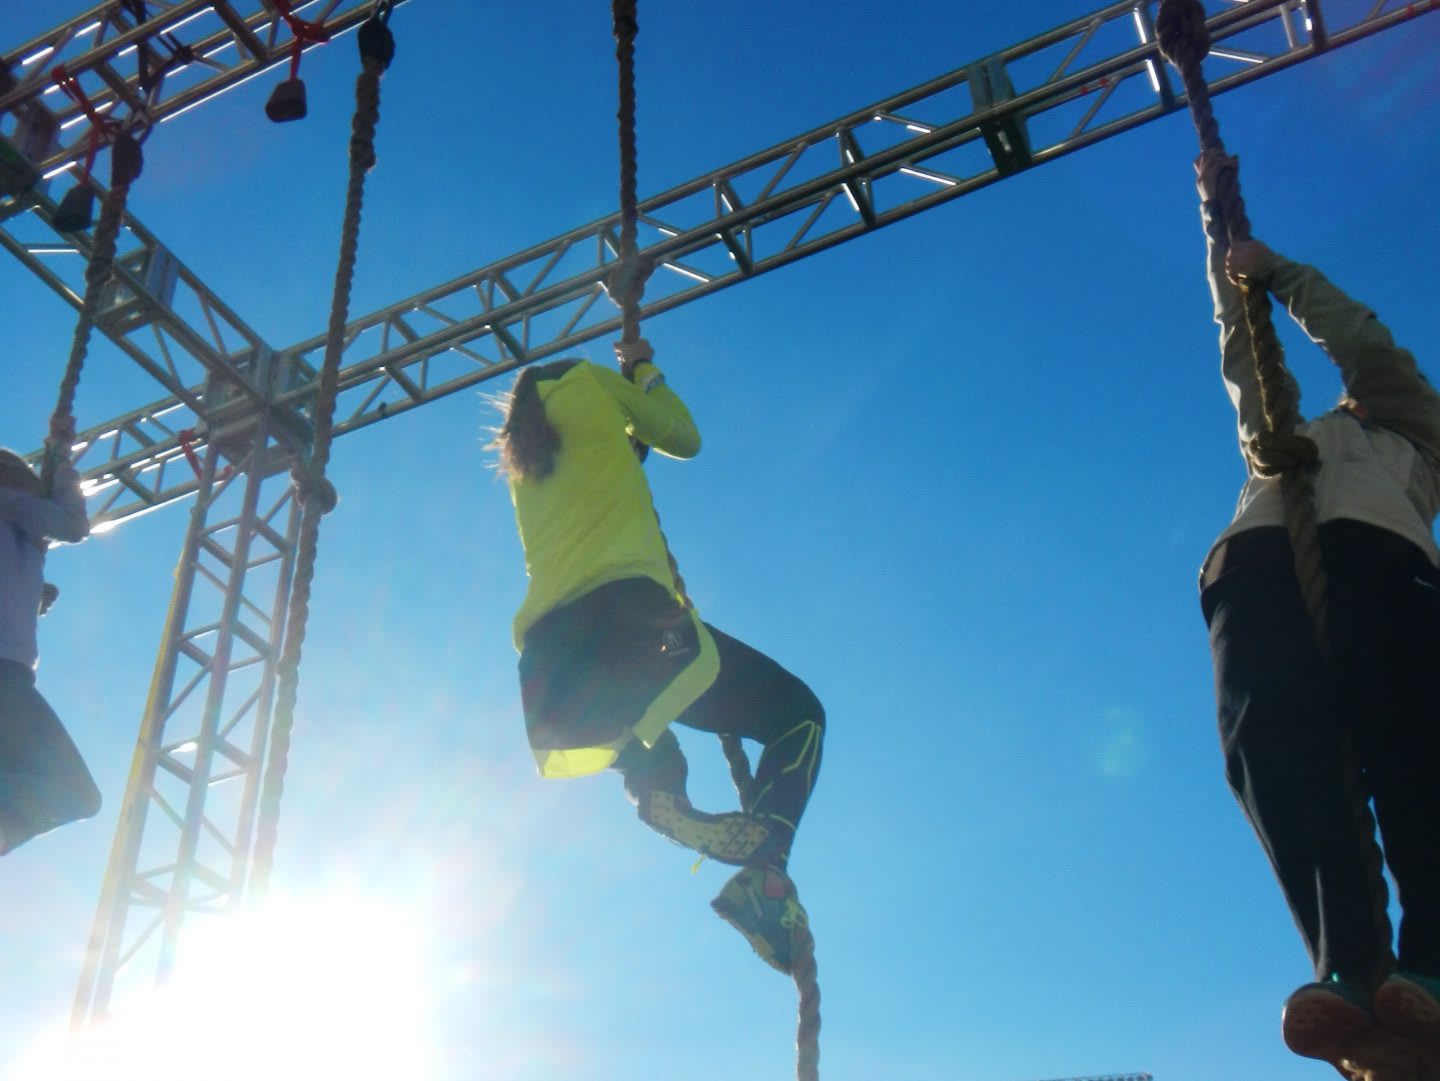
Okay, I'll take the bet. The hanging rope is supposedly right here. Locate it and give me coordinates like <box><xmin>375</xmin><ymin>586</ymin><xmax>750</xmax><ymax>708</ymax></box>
<box><xmin>793</xmin><ymin>924</ymin><xmax>821</xmax><ymax>1081</ymax></box>
<box><xmin>1156</xmin><ymin>0</ymin><xmax>1394</xmax><ymax>994</ymax></box>
<box><xmin>250</xmin><ymin>2</ymin><xmax>395</xmax><ymax>899</ymax></box>
<box><xmin>41</xmin><ymin>131</ymin><xmax>143</xmax><ymax>492</ymax></box>
<box><xmin>610</xmin><ymin>0</ymin><xmax>652</xmax><ymax>345</ymax></box>
<box><xmin>1155</xmin><ymin>0</ymin><xmax>1327</xmax><ymax>644</ymax></box>
<box><xmin>608</xmin><ymin>4</ymin><xmax>820</xmax><ymax>1076</ymax></box>
<box><xmin>607</xmin><ymin>2</ymin><xmax>693</xmax><ymax>622</ymax></box>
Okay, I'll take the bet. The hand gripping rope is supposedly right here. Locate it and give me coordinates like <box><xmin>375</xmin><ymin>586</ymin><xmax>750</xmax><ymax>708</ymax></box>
<box><xmin>249</xmin><ymin>1</ymin><xmax>395</xmax><ymax>900</ymax></box>
<box><xmin>609</xmin><ymin>5</ymin><xmax>820</xmax><ymax>1078</ymax></box>
<box><xmin>1157</xmin><ymin>0</ymin><xmax>1395</xmax><ymax>996</ymax></box>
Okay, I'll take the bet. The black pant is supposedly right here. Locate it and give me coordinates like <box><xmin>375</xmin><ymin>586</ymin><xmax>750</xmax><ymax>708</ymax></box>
<box><xmin>0</xmin><ymin>659</ymin><xmax>101</xmax><ymax>854</ymax></box>
<box><xmin>1202</xmin><ymin>521</ymin><xmax>1440</xmax><ymax>985</ymax></box>
<box><xmin>614</xmin><ymin>622</ymin><xmax>825</xmax><ymax>848</ymax></box>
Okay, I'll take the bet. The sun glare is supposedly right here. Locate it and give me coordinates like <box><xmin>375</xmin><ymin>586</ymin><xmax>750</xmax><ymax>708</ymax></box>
<box><xmin>13</xmin><ymin>889</ymin><xmax>437</xmax><ymax>1081</ymax></box>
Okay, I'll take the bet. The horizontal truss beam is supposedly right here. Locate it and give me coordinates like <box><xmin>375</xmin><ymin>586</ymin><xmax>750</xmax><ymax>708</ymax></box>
<box><xmin>13</xmin><ymin>0</ymin><xmax>1440</xmax><ymax>531</ymax></box>
<box><xmin>0</xmin><ymin>1</ymin><xmax>403</xmax><ymax>179</ymax></box>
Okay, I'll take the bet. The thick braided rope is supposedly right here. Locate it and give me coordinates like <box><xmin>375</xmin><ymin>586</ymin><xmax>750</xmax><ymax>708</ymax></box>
<box><xmin>612</xmin><ymin>0</ymin><xmax>647</xmax><ymax>344</ymax></box>
<box><xmin>610</xmin><ymin>0</ymin><xmax>696</xmax><ymax>666</ymax></box>
<box><xmin>719</xmin><ymin>733</ymin><xmax>756</xmax><ymax>807</ymax></box>
<box><xmin>1157</xmin><ymin>0</ymin><xmax>1394</xmax><ymax>988</ymax></box>
<box><xmin>250</xmin><ymin>52</ymin><xmax>386</xmax><ymax>899</ymax></box>
<box><xmin>793</xmin><ymin>923</ymin><xmax>821</xmax><ymax>1081</ymax></box>
<box><xmin>1156</xmin><ymin>0</ymin><xmax>1327</xmax><ymax>645</ymax></box>
<box><xmin>42</xmin><ymin>136</ymin><xmax>142</xmax><ymax>491</ymax></box>
<box><xmin>611</xmin><ymin>4</ymin><xmax>810</xmax><ymax>1066</ymax></box>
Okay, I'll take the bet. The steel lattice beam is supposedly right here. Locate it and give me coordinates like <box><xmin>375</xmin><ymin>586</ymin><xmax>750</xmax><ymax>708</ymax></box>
<box><xmin>19</xmin><ymin>0</ymin><xmax>1439</xmax><ymax>531</ymax></box>
<box><xmin>72</xmin><ymin>412</ymin><xmax>303</xmax><ymax>1023</ymax></box>
<box><xmin>0</xmin><ymin>1</ymin><xmax>405</xmax><ymax>180</ymax></box>
<box><xmin>2</xmin><ymin>0</ymin><xmax>1435</xmax><ymax>1027</ymax></box>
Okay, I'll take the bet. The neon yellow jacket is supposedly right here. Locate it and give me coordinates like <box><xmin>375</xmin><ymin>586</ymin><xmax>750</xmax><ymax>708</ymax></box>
<box><xmin>509</xmin><ymin>359</ymin><xmax>719</xmax><ymax>777</ymax></box>
<box><xmin>509</xmin><ymin>359</ymin><xmax>700</xmax><ymax>649</ymax></box>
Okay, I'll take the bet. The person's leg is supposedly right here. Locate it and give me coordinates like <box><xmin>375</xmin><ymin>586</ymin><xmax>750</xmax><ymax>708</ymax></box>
<box><xmin>0</xmin><ymin>660</ymin><xmax>101</xmax><ymax>854</ymax></box>
<box><xmin>1205</xmin><ymin>558</ymin><xmax>1384</xmax><ymax>989</ymax></box>
<box><xmin>1350</xmin><ymin>555</ymin><xmax>1440</xmax><ymax>986</ymax></box>
<box><xmin>1342</xmin><ymin>545</ymin><xmax>1440</xmax><ymax>1049</ymax></box>
<box><xmin>672</xmin><ymin>624</ymin><xmax>824</xmax><ymax>869</ymax></box>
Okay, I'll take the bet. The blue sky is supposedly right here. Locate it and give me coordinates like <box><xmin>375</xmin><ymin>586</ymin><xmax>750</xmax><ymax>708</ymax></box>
<box><xmin>2</xmin><ymin>2</ymin><xmax>1439</xmax><ymax>1079</ymax></box>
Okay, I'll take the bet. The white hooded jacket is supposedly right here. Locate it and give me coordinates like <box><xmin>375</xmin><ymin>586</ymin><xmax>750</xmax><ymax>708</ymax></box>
<box><xmin>1203</xmin><ymin>211</ymin><xmax>1440</xmax><ymax>566</ymax></box>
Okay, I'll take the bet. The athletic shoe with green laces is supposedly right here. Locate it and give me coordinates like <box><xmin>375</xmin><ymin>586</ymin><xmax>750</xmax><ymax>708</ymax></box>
<box><xmin>1376</xmin><ymin>971</ymin><xmax>1440</xmax><ymax>1049</ymax></box>
<box><xmin>1281</xmin><ymin>975</ymin><xmax>1375</xmax><ymax>1063</ymax></box>
<box><xmin>711</xmin><ymin>866</ymin><xmax>809</xmax><ymax>975</ymax></box>
<box><xmin>638</xmin><ymin>790</ymin><xmax>771</xmax><ymax>866</ymax></box>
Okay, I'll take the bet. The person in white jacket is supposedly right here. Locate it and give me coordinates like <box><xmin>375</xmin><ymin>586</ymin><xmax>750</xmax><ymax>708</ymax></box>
<box><xmin>1195</xmin><ymin>149</ymin><xmax>1440</xmax><ymax>1070</ymax></box>
<box><xmin>0</xmin><ymin>416</ymin><xmax>100</xmax><ymax>855</ymax></box>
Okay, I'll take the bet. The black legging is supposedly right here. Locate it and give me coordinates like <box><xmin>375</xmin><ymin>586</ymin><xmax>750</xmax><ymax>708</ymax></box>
<box><xmin>613</xmin><ymin>623</ymin><xmax>825</xmax><ymax>865</ymax></box>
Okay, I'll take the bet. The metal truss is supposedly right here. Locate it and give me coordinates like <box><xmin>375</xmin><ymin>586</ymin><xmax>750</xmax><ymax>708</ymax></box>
<box><xmin>0</xmin><ymin>176</ymin><xmax>288</xmax><ymax>523</ymax></box>
<box><xmin>2</xmin><ymin>0</ymin><xmax>1434</xmax><ymax>1026</ymax></box>
<box><xmin>0</xmin><ymin>1</ymin><xmax>402</xmax><ymax>180</ymax></box>
<box><xmin>72</xmin><ymin>397</ymin><xmax>304</xmax><ymax>1022</ymax></box>
<box><xmin>20</xmin><ymin>0</ymin><xmax>1439</xmax><ymax>531</ymax></box>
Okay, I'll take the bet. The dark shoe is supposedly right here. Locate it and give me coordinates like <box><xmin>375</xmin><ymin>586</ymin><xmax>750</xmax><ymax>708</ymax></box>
<box><xmin>1282</xmin><ymin>977</ymin><xmax>1375</xmax><ymax>1063</ymax></box>
<box><xmin>711</xmin><ymin>866</ymin><xmax>809</xmax><ymax>975</ymax></box>
<box><xmin>1375</xmin><ymin>972</ymin><xmax>1440</xmax><ymax>1050</ymax></box>
<box><xmin>639</xmin><ymin>790</ymin><xmax>770</xmax><ymax>865</ymax></box>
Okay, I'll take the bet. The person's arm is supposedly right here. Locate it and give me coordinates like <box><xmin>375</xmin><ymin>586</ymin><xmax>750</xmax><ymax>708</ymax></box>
<box><xmin>598</xmin><ymin>341</ymin><xmax>701</xmax><ymax>459</ymax></box>
<box><xmin>0</xmin><ymin>447</ymin><xmax>90</xmax><ymax>546</ymax></box>
<box><xmin>0</xmin><ymin>475</ymin><xmax>89</xmax><ymax>545</ymax></box>
<box><xmin>1238</xmin><ymin>249</ymin><xmax>1440</xmax><ymax>460</ymax></box>
<box><xmin>1195</xmin><ymin>150</ymin><xmax>1297</xmax><ymax>453</ymax></box>
<box><xmin>44</xmin><ymin>455</ymin><xmax>91</xmax><ymax>543</ymax></box>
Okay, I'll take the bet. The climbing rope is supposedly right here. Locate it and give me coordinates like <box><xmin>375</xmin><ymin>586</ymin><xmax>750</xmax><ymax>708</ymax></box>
<box><xmin>607</xmin><ymin>2</ymin><xmax>692</xmax><ymax>608</ymax></box>
<box><xmin>250</xmin><ymin>2</ymin><xmax>395</xmax><ymax>899</ymax></box>
<box><xmin>793</xmin><ymin>924</ymin><xmax>821</xmax><ymax>1081</ymax></box>
<box><xmin>1157</xmin><ymin>0</ymin><xmax>1394</xmax><ymax>994</ymax></box>
<box><xmin>608</xmin><ymin>5</ymin><xmax>820</xmax><ymax>1076</ymax></box>
<box><xmin>610</xmin><ymin>0</ymin><xmax>652</xmax><ymax>345</ymax></box>
<box><xmin>1155</xmin><ymin>0</ymin><xmax>1327</xmax><ymax>644</ymax></box>
<box><xmin>41</xmin><ymin>130</ymin><xmax>143</xmax><ymax>492</ymax></box>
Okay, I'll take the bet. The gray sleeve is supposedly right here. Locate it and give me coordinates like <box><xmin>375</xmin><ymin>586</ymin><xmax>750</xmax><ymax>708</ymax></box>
<box><xmin>1264</xmin><ymin>257</ymin><xmax>1440</xmax><ymax>462</ymax></box>
<box><xmin>0</xmin><ymin>459</ymin><xmax>90</xmax><ymax>545</ymax></box>
<box><xmin>1201</xmin><ymin>203</ymin><xmax>1297</xmax><ymax>456</ymax></box>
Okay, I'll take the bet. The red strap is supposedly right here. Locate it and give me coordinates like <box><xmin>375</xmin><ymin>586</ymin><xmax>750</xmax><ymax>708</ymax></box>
<box><xmin>51</xmin><ymin>65</ymin><xmax>119</xmax><ymax>179</ymax></box>
<box><xmin>271</xmin><ymin>0</ymin><xmax>333</xmax><ymax>79</ymax></box>
<box><xmin>178</xmin><ymin>429</ymin><xmax>232</xmax><ymax>481</ymax></box>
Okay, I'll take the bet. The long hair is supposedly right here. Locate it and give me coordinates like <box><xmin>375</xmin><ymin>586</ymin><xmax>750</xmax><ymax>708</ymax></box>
<box><xmin>0</xmin><ymin>449</ymin><xmax>43</xmax><ymax>495</ymax></box>
<box><xmin>494</xmin><ymin>367</ymin><xmax>562</xmax><ymax>481</ymax></box>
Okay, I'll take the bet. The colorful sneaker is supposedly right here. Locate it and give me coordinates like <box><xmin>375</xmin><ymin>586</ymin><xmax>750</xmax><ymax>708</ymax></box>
<box><xmin>639</xmin><ymin>790</ymin><xmax>770</xmax><ymax>866</ymax></box>
<box><xmin>1281</xmin><ymin>976</ymin><xmax>1375</xmax><ymax>1063</ymax></box>
<box><xmin>1375</xmin><ymin>972</ymin><xmax>1440</xmax><ymax>1049</ymax></box>
<box><xmin>711</xmin><ymin>866</ymin><xmax>809</xmax><ymax>975</ymax></box>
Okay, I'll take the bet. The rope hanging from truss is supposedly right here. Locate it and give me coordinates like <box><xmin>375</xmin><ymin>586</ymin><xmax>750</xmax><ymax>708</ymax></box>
<box><xmin>1156</xmin><ymin>0</ymin><xmax>1395</xmax><ymax>994</ymax></box>
<box><xmin>608</xmin><ymin>10</ymin><xmax>820</xmax><ymax>1076</ymax></box>
<box><xmin>250</xmin><ymin>1</ymin><xmax>396</xmax><ymax>899</ymax></box>
<box><xmin>41</xmin><ymin>124</ymin><xmax>143</xmax><ymax>492</ymax></box>
<box><xmin>609</xmin><ymin>0</ymin><xmax>652</xmax><ymax>345</ymax></box>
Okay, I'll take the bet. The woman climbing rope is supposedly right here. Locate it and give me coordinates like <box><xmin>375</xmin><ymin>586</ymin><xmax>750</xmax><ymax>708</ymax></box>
<box><xmin>494</xmin><ymin>338</ymin><xmax>824</xmax><ymax>975</ymax></box>
<box><xmin>1194</xmin><ymin>148</ymin><xmax>1440</xmax><ymax>1069</ymax></box>
<box><xmin>0</xmin><ymin>414</ymin><xmax>100</xmax><ymax>854</ymax></box>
